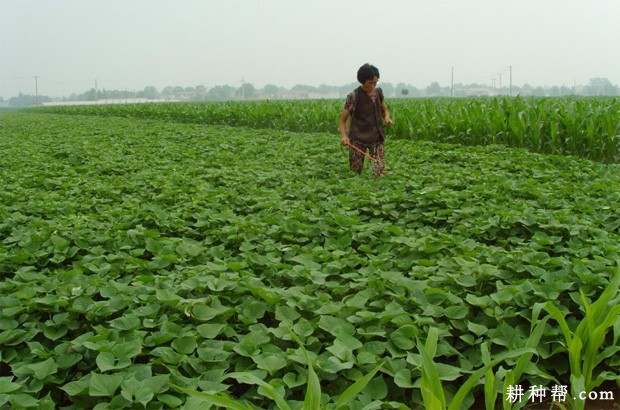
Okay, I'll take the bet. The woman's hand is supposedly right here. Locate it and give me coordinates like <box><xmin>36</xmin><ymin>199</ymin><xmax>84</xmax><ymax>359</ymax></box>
<box><xmin>339</xmin><ymin>109</ymin><xmax>351</xmax><ymax>146</ymax></box>
<box><xmin>381</xmin><ymin>102</ymin><xmax>393</xmax><ymax>127</ymax></box>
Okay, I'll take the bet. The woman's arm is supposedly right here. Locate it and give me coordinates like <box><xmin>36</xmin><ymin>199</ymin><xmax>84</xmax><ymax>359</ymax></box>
<box><xmin>338</xmin><ymin>109</ymin><xmax>351</xmax><ymax>145</ymax></box>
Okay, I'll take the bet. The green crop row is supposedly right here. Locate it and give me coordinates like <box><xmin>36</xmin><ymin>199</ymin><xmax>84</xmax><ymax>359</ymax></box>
<box><xmin>391</xmin><ymin>97</ymin><xmax>620</xmax><ymax>163</ymax></box>
<box><xmin>29</xmin><ymin>96</ymin><xmax>620</xmax><ymax>163</ymax></box>
<box><xmin>1</xmin><ymin>112</ymin><xmax>619</xmax><ymax>408</ymax></box>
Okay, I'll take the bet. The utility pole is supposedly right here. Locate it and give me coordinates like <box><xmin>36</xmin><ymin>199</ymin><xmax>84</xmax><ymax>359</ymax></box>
<box><xmin>34</xmin><ymin>76</ymin><xmax>39</xmax><ymax>105</ymax></box>
<box><xmin>508</xmin><ymin>66</ymin><xmax>513</xmax><ymax>96</ymax></box>
<box><xmin>240</xmin><ymin>77</ymin><xmax>245</xmax><ymax>100</ymax></box>
<box><xmin>95</xmin><ymin>78</ymin><xmax>98</xmax><ymax>101</ymax></box>
<box><xmin>450</xmin><ymin>66</ymin><xmax>454</xmax><ymax>97</ymax></box>
<box><xmin>573</xmin><ymin>79</ymin><xmax>577</xmax><ymax>95</ymax></box>
<box><xmin>498</xmin><ymin>73</ymin><xmax>502</xmax><ymax>96</ymax></box>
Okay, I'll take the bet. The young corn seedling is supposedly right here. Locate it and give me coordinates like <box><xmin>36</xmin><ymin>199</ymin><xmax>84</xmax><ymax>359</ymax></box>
<box><xmin>543</xmin><ymin>265</ymin><xmax>620</xmax><ymax>410</ymax></box>
<box><xmin>416</xmin><ymin>327</ymin><xmax>538</xmax><ymax>410</ymax></box>
<box><xmin>498</xmin><ymin>311</ymin><xmax>556</xmax><ymax>410</ymax></box>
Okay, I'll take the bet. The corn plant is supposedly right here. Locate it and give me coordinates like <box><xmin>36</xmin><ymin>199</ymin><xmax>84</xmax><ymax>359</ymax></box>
<box><xmin>416</xmin><ymin>327</ymin><xmax>538</xmax><ymax>410</ymax></box>
<box><xmin>543</xmin><ymin>266</ymin><xmax>620</xmax><ymax>410</ymax></box>
<box><xmin>498</xmin><ymin>310</ymin><xmax>556</xmax><ymax>410</ymax></box>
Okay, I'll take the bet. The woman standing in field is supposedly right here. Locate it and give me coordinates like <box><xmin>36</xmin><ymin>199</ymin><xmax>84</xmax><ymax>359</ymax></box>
<box><xmin>338</xmin><ymin>63</ymin><xmax>393</xmax><ymax>177</ymax></box>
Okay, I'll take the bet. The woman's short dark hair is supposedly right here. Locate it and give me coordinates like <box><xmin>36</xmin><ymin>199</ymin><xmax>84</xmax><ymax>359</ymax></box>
<box><xmin>357</xmin><ymin>64</ymin><xmax>380</xmax><ymax>84</ymax></box>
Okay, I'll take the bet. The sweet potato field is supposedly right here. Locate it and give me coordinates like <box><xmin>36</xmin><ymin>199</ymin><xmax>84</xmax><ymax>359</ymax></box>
<box><xmin>1</xmin><ymin>100</ymin><xmax>619</xmax><ymax>409</ymax></box>
<box><xmin>31</xmin><ymin>96</ymin><xmax>620</xmax><ymax>163</ymax></box>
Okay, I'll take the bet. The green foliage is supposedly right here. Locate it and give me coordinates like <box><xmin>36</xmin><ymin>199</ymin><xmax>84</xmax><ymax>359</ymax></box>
<box><xmin>0</xmin><ymin>111</ymin><xmax>619</xmax><ymax>408</ymax></box>
<box><xmin>29</xmin><ymin>96</ymin><xmax>620</xmax><ymax>162</ymax></box>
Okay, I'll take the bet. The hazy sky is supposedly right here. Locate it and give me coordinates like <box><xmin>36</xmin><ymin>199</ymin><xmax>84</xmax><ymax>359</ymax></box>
<box><xmin>1</xmin><ymin>0</ymin><xmax>619</xmax><ymax>98</ymax></box>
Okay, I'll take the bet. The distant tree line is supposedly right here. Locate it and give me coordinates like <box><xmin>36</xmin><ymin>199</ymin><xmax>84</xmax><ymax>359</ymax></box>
<box><xmin>4</xmin><ymin>78</ymin><xmax>618</xmax><ymax>107</ymax></box>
